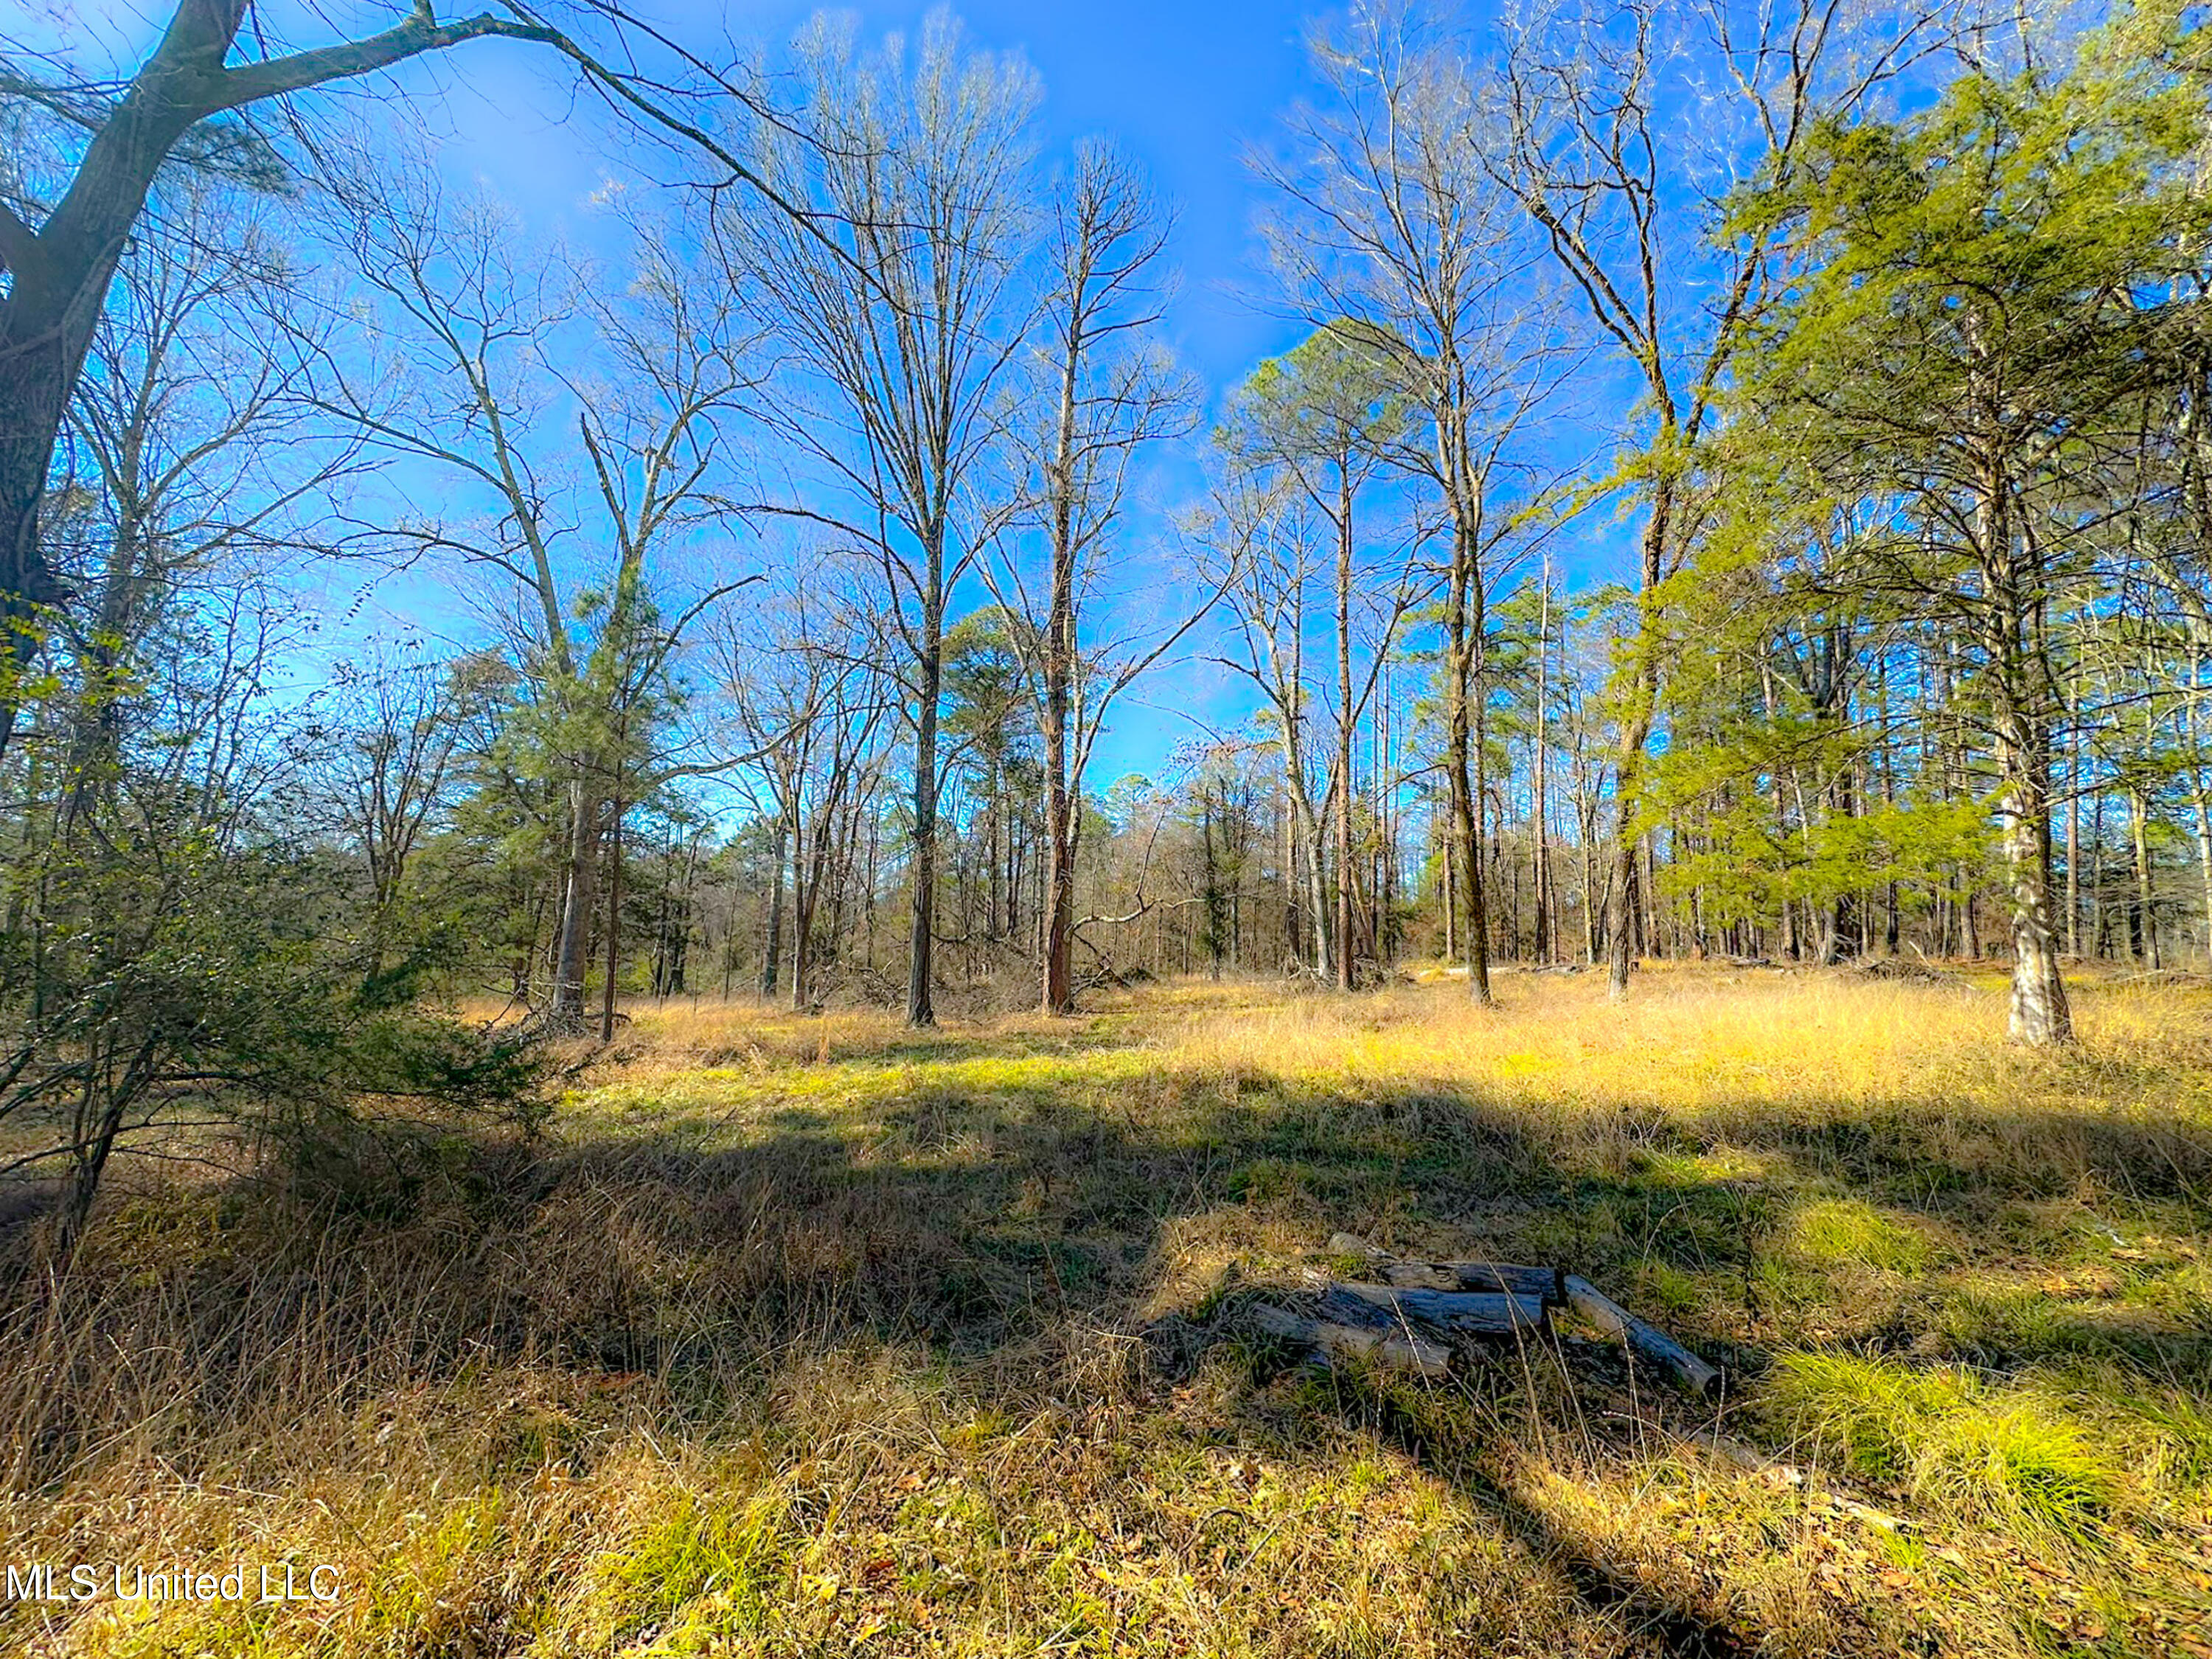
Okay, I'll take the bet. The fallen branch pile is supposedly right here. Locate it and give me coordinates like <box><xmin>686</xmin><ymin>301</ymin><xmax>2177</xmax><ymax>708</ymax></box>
<box><xmin>1244</xmin><ymin>1233</ymin><xmax>1725</xmax><ymax>1400</ymax></box>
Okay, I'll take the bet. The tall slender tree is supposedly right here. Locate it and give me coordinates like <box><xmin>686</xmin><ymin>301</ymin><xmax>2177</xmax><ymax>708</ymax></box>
<box><xmin>717</xmin><ymin>13</ymin><xmax>1036</xmax><ymax>1026</ymax></box>
<box><xmin>991</xmin><ymin>142</ymin><xmax>1194</xmax><ymax>1014</ymax></box>
<box><xmin>1256</xmin><ymin>0</ymin><xmax>1568</xmax><ymax>1004</ymax></box>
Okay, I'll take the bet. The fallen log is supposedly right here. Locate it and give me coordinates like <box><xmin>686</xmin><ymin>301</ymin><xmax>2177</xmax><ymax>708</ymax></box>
<box><xmin>1368</xmin><ymin>1259</ymin><xmax>1455</xmax><ymax>1288</ymax></box>
<box><xmin>1561</xmin><ymin>1276</ymin><xmax>1723</xmax><ymax>1400</ymax></box>
<box><xmin>1324</xmin><ymin>1234</ymin><xmax>1563</xmax><ymax>1307</ymax></box>
<box><xmin>1244</xmin><ymin>1302</ymin><xmax>1453</xmax><ymax>1378</ymax></box>
<box><xmin>1329</xmin><ymin>1282</ymin><xmax>1547</xmax><ymax>1335</ymax></box>
<box><xmin>1403</xmin><ymin>1261</ymin><xmax>1564</xmax><ymax>1304</ymax></box>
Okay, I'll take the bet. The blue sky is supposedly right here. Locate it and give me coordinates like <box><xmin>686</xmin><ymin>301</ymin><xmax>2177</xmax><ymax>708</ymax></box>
<box><xmin>40</xmin><ymin>0</ymin><xmax>1326</xmax><ymax>425</ymax></box>
<box><xmin>408</xmin><ymin>0</ymin><xmax>1321</xmax><ymax>396</ymax></box>
<box><xmin>403</xmin><ymin>0</ymin><xmax>1336</xmax><ymax>786</ymax></box>
<box><xmin>37</xmin><ymin>1</ymin><xmax>1637</xmax><ymax>799</ymax></box>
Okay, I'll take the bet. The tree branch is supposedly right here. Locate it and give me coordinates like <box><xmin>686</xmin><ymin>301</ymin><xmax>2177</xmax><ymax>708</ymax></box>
<box><xmin>212</xmin><ymin>10</ymin><xmax>557</xmax><ymax>110</ymax></box>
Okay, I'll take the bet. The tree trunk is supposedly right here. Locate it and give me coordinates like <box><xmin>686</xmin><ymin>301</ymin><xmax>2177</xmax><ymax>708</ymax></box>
<box><xmin>2191</xmin><ymin>662</ymin><xmax>2212</xmax><ymax>962</ymax></box>
<box><xmin>1980</xmin><ymin>468</ymin><xmax>2071</xmax><ymax>1045</ymax></box>
<box><xmin>1607</xmin><ymin>476</ymin><xmax>1672</xmax><ymax>1000</ymax></box>
<box><xmin>1531</xmin><ymin>559</ymin><xmax>1552</xmax><ymax>964</ymax></box>
<box><xmin>53</xmin><ymin>1040</ymin><xmax>150</xmax><ymax>1266</ymax></box>
<box><xmin>550</xmin><ymin>774</ymin><xmax>599</xmax><ymax>1026</ymax></box>
<box><xmin>908</xmin><ymin>598</ymin><xmax>942</xmax><ymax>1027</ymax></box>
<box><xmin>2066</xmin><ymin>664</ymin><xmax>2083</xmax><ymax>956</ymax></box>
<box><xmin>599</xmin><ymin>785</ymin><xmax>624</xmax><ymax>1043</ymax></box>
<box><xmin>1040</xmin><ymin>370</ymin><xmax>1079</xmax><ymax>1011</ymax></box>
<box><xmin>2129</xmin><ymin>789</ymin><xmax>2160</xmax><ymax>971</ymax></box>
<box><xmin>2090</xmin><ymin>791</ymin><xmax>2108</xmax><ymax>958</ymax></box>
<box><xmin>762</xmin><ymin>799</ymin><xmax>790</xmax><ymax>997</ymax></box>
<box><xmin>792</xmin><ymin>838</ymin><xmax>820</xmax><ymax>1014</ymax></box>
<box><xmin>1279</xmin><ymin>606</ymin><xmax>1332</xmax><ymax>982</ymax></box>
<box><xmin>1300</xmin><ymin>787</ymin><xmax>1332</xmax><ymax>982</ymax></box>
<box><xmin>1996</xmin><ymin>700</ymin><xmax>2072</xmax><ymax>1043</ymax></box>
<box><xmin>2195</xmin><ymin>780</ymin><xmax>2212</xmax><ymax>965</ymax></box>
<box><xmin>1446</xmin><ymin>522</ymin><xmax>1493</xmax><ymax>1006</ymax></box>
<box><xmin>1042</xmin><ymin>782</ymin><xmax>1075</xmax><ymax>1012</ymax></box>
<box><xmin>1441</xmin><ymin>824</ymin><xmax>1456</xmax><ymax>961</ymax></box>
<box><xmin>1335</xmin><ymin>472</ymin><xmax>1356</xmax><ymax>992</ymax></box>
<box><xmin>1372</xmin><ymin>671</ymin><xmax>1390</xmax><ymax>966</ymax></box>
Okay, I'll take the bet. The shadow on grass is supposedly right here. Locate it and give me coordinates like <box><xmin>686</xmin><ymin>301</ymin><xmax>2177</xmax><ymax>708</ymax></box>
<box><xmin>4</xmin><ymin>1016</ymin><xmax>2208</xmax><ymax>1654</ymax></box>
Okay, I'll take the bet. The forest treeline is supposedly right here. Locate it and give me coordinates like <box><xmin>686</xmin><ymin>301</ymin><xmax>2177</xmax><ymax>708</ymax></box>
<box><xmin>4</xmin><ymin>0</ymin><xmax>2211</xmax><ymax>1243</ymax></box>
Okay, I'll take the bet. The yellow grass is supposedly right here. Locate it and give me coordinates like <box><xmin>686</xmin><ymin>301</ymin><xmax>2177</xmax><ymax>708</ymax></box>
<box><xmin>3</xmin><ymin>965</ymin><xmax>2208</xmax><ymax>1658</ymax></box>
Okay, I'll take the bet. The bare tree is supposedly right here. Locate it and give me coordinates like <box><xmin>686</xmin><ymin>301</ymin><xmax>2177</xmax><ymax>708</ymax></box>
<box><xmin>55</xmin><ymin>178</ymin><xmax>359</xmax><ymax>830</ymax></box>
<box><xmin>0</xmin><ymin>0</ymin><xmax>575</xmax><ymax>756</ymax></box>
<box><xmin>1200</xmin><ymin>466</ymin><xmax>1336</xmax><ymax>979</ymax></box>
<box><xmin>714</xmin><ymin>13</ymin><xmax>1037</xmax><ymax>1026</ymax></box>
<box><xmin>984</xmin><ymin>142</ymin><xmax>1198</xmax><ymax>1014</ymax></box>
<box><xmin>0</xmin><ymin>0</ymin><xmax>862</xmax><ymax>759</ymax></box>
<box><xmin>324</xmin><ymin>644</ymin><xmax>494</xmax><ymax>978</ymax></box>
<box><xmin>1223</xmin><ymin>330</ymin><xmax>1419</xmax><ymax>990</ymax></box>
<box><xmin>313</xmin><ymin>159</ymin><xmax>748</xmax><ymax>1026</ymax></box>
<box><xmin>723</xmin><ymin>574</ymin><xmax>893</xmax><ymax>1011</ymax></box>
<box><xmin>1256</xmin><ymin>0</ymin><xmax>1571</xmax><ymax>1004</ymax></box>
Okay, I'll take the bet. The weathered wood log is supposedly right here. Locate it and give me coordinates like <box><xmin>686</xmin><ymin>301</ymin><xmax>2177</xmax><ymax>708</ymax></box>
<box><xmin>1561</xmin><ymin>1276</ymin><xmax>1723</xmax><ymax>1400</ymax></box>
<box><xmin>1244</xmin><ymin>1302</ymin><xmax>1453</xmax><ymax>1378</ymax></box>
<box><xmin>1373</xmin><ymin>1259</ymin><xmax>1455</xmax><ymax>1288</ymax></box>
<box><xmin>1324</xmin><ymin>1233</ymin><xmax>1564</xmax><ymax>1306</ymax></box>
<box><xmin>1330</xmin><ymin>1281</ymin><xmax>1547</xmax><ymax>1335</ymax></box>
<box><xmin>1371</xmin><ymin>1258</ymin><xmax>1562</xmax><ymax>1302</ymax></box>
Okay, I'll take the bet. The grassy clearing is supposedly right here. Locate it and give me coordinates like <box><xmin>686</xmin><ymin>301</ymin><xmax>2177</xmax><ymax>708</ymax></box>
<box><xmin>3</xmin><ymin>965</ymin><xmax>2209</xmax><ymax>1657</ymax></box>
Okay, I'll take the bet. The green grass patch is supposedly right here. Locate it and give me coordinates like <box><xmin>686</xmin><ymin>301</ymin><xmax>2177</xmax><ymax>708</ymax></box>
<box><xmin>1785</xmin><ymin>1197</ymin><xmax>1935</xmax><ymax>1272</ymax></box>
<box><xmin>590</xmin><ymin>1484</ymin><xmax>787</xmax><ymax>1647</ymax></box>
<box><xmin>1767</xmin><ymin>1352</ymin><xmax>2128</xmax><ymax>1554</ymax></box>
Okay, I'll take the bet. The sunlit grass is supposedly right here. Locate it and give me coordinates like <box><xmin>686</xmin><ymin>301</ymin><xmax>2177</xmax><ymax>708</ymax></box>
<box><xmin>4</xmin><ymin>964</ymin><xmax>2208</xmax><ymax>1658</ymax></box>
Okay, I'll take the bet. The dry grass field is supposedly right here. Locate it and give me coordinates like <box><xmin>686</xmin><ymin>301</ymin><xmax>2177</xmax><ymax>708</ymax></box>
<box><xmin>2</xmin><ymin>964</ymin><xmax>2209</xmax><ymax>1658</ymax></box>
